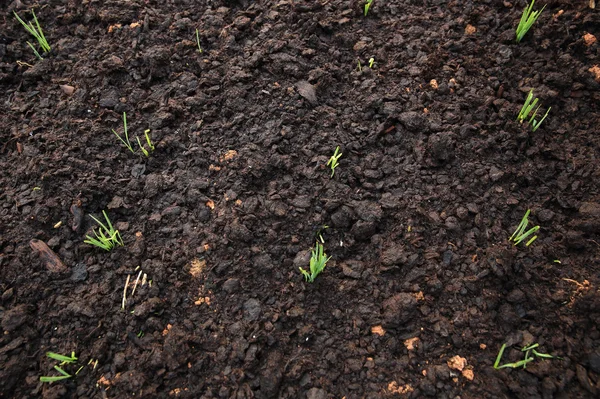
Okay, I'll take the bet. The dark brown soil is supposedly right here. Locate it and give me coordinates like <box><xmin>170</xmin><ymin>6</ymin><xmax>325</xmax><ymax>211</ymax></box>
<box><xmin>2</xmin><ymin>0</ymin><xmax>600</xmax><ymax>398</ymax></box>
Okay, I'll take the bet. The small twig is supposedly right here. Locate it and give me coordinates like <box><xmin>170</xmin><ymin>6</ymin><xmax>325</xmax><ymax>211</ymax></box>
<box><xmin>122</xmin><ymin>274</ymin><xmax>131</xmax><ymax>310</ymax></box>
<box><xmin>131</xmin><ymin>270</ymin><xmax>143</xmax><ymax>298</ymax></box>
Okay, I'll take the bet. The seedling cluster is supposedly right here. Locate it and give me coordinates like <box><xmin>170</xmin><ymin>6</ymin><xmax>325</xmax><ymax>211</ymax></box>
<box><xmin>84</xmin><ymin>210</ymin><xmax>124</xmax><ymax>251</ymax></box>
<box><xmin>517</xmin><ymin>90</ymin><xmax>551</xmax><ymax>132</ymax></box>
<box><xmin>14</xmin><ymin>9</ymin><xmax>51</xmax><ymax>60</ymax></box>
<box><xmin>112</xmin><ymin>112</ymin><xmax>155</xmax><ymax>156</ymax></box>
<box><xmin>509</xmin><ymin>209</ymin><xmax>540</xmax><ymax>247</ymax></box>
<box><xmin>516</xmin><ymin>0</ymin><xmax>545</xmax><ymax>43</ymax></box>
<box><xmin>40</xmin><ymin>352</ymin><xmax>78</xmax><ymax>383</ymax></box>
<box><xmin>299</xmin><ymin>241</ymin><xmax>331</xmax><ymax>283</ymax></box>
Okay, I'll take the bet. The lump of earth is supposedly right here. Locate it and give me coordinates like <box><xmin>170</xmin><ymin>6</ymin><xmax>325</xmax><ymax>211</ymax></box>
<box><xmin>382</xmin><ymin>293</ymin><xmax>418</xmax><ymax>328</ymax></box>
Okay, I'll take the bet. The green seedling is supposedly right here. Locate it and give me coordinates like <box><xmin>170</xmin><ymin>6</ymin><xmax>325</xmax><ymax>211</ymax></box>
<box><xmin>46</xmin><ymin>352</ymin><xmax>77</xmax><ymax>364</ymax></box>
<box><xmin>517</xmin><ymin>89</ymin><xmax>551</xmax><ymax>132</ymax></box>
<box><xmin>368</xmin><ymin>57</ymin><xmax>375</xmax><ymax>68</ymax></box>
<box><xmin>326</xmin><ymin>146</ymin><xmax>342</xmax><ymax>177</ymax></box>
<box><xmin>516</xmin><ymin>0</ymin><xmax>545</xmax><ymax>43</ymax></box>
<box><xmin>300</xmin><ymin>242</ymin><xmax>331</xmax><ymax>282</ymax></box>
<box><xmin>364</xmin><ymin>0</ymin><xmax>374</xmax><ymax>16</ymax></box>
<box><xmin>112</xmin><ymin>112</ymin><xmax>135</xmax><ymax>153</ymax></box>
<box><xmin>40</xmin><ymin>351</ymin><xmax>77</xmax><ymax>383</ymax></box>
<box><xmin>357</xmin><ymin>60</ymin><xmax>362</xmax><ymax>72</ymax></box>
<box><xmin>196</xmin><ymin>29</ymin><xmax>203</xmax><ymax>53</ymax></box>
<box><xmin>494</xmin><ymin>343</ymin><xmax>560</xmax><ymax>370</ymax></box>
<box><xmin>136</xmin><ymin>129</ymin><xmax>155</xmax><ymax>157</ymax></box>
<box><xmin>509</xmin><ymin>209</ymin><xmax>540</xmax><ymax>246</ymax></box>
<box><xmin>14</xmin><ymin>10</ymin><xmax>51</xmax><ymax>60</ymax></box>
<box><xmin>84</xmin><ymin>210</ymin><xmax>124</xmax><ymax>251</ymax></box>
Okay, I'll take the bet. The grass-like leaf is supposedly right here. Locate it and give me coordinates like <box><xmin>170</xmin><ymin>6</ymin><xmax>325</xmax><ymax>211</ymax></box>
<box><xmin>326</xmin><ymin>146</ymin><xmax>342</xmax><ymax>177</ymax></box>
<box><xmin>299</xmin><ymin>242</ymin><xmax>331</xmax><ymax>282</ymax></box>
<box><xmin>84</xmin><ymin>210</ymin><xmax>124</xmax><ymax>251</ymax></box>
<box><xmin>112</xmin><ymin>112</ymin><xmax>135</xmax><ymax>153</ymax></box>
<box><xmin>509</xmin><ymin>209</ymin><xmax>540</xmax><ymax>246</ymax></box>
<box><xmin>517</xmin><ymin>89</ymin><xmax>550</xmax><ymax>132</ymax></box>
<box><xmin>14</xmin><ymin>10</ymin><xmax>51</xmax><ymax>59</ymax></box>
<box><xmin>516</xmin><ymin>0</ymin><xmax>546</xmax><ymax>43</ymax></box>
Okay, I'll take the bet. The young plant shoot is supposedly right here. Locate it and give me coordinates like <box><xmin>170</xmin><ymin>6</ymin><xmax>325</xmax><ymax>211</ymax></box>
<box><xmin>13</xmin><ymin>9</ymin><xmax>51</xmax><ymax>60</ymax></box>
<box><xmin>327</xmin><ymin>146</ymin><xmax>342</xmax><ymax>177</ymax></box>
<box><xmin>364</xmin><ymin>0</ymin><xmax>374</xmax><ymax>16</ymax></box>
<box><xmin>112</xmin><ymin>112</ymin><xmax>135</xmax><ymax>153</ymax></box>
<box><xmin>516</xmin><ymin>0</ymin><xmax>546</xmax><ymax>43</ymax></box>
<box><xmin>300</xmin><ymin>242</ymin><xmax>331</xmax><ymax>282</ymax></box>
<box><xmin>40</xmin><ymin>352</ymin><xmax>77</xmax><ymax>383</ymax></box>
<box><xmin>509</xmin><ymin>209</ymin><xmax>540</xmax><ymax>246</ymax></box>
<box><xmin>136</xmin><ymin>129</ymin><xmax>155</xmax><ymax>157</ymax></box>
<box><xmin>195</xmin><ymin>29</ymin><xmax>203</xmax><ymax>53</ymax></box>
<box><xmin>517</xmin><ymin>89</ymin><xmax>551</xmax><ymax>132</ymax></box>
<box><xmin>494</xmin><ymin>343</ymin><xmax>559</xmax><ymax>370</ymax></box>
<box><xmin>84</xmin><ymin>210</ymin><xmax>124</xmax><ymax>251</ymax></box>
<box><xmin>112</xmin><ymin>113</ymin><xmax>155</xmax><ymax>156</ymax></box>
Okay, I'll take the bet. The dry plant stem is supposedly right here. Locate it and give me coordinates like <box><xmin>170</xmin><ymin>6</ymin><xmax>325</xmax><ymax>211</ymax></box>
<box><xmin>122</xmin><ymin>274</ymin><xmax>131</xmax><ymax>310</ymax></box>
<box><xmin>131</xmin><ymin>270</ymin><xmax>143</xmax><ymax>298</ymax></box>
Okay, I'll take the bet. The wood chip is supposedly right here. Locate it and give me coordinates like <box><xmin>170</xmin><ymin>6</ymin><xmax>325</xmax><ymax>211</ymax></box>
<box><xmin>465</xmin><ymin>24</ymin><xmax>476</xmax><ymax>35</ymax></box>
<box><xmin>447</xmin><ymin>355</ymin><xmax>468</xmax><ymax>371</ymax></box>
<box><xmin>189</xmin><ymin>258</ymin><xmax>206</xmax><ymax>277</ymax></box>
<box><xmin>462</xmin><ymin>369</ymin><xmax>474</xmax><ymax>380</ymax></box>
<box><xmin>29</xmin><ymin>239</ymin><xmax>66</xmax><ymax>272</ymax></box>
<box><xmin>583</xmin><ymin>33</ymin><xmax>597</xmax><ymax>46</ymax></box>
<box><xmin>59</xmin><ymin>84</ymin><xmax>75</xmax><ymax>95</ymax></box>
<box><xmin>371</xmin><ymin>325</ymin><xmax>386</xmax><ymax>336</ymax></box>
<box><xmin>404</xmin><ymin>337</ymin><xmax>420</xmax><ymax>350</ymax></box>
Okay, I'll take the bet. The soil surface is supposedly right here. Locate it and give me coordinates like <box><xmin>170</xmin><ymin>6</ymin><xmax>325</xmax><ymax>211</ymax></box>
<box><xmin>2</xmin><ymin>0</ymin><xmax>600</xmax><ymax>398</ymax></box>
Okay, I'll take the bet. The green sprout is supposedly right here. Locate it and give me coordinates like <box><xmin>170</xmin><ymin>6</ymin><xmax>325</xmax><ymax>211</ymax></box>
<box><xmin>136</xmin><ymin>129</ymin><xmax>155</xmax><ymax>157</ymax></box>
<box><xmin>46</xmin><ymin>352</ymin><xmax>77</xmax><ymax>364</ymax></box>
<box><xmin>368</xmin><ymin>57</ymin><xmax>375</xmax><ymax>68</ymax></box>
<box><xmin>84</xmin><ymin>210</ymin><xmax>124</xmax><ymax>251</ymax></box>
<box><xmin>326</xmin><ymin>146</ymin><xmax>342</xmax><ymax>177</ymax></box>
<box><xmin>364</xmin><ymin>0</ymin><xmax>374</xmax><ymax>16</ymax></box>
<box><xmin>13</xmin><ymin>9</ymin><xmax>51</xmax><ymax>60</ymax></box>
<box><xmin>357</xmin><ymin>60</ymin><xmax>362</xmax><ymax>72</ymax></box>
<box><xmin>112</xmin><ymin>112</ymin><xmax>135</xmax><ymax>154</ymax></box>
<box><xmin>40</xmin><ymin>352</ymin><xmax>77</xmax><ymax>383</ymax></box>
<box><xmin>516</xmin><ymin>0</ymin><xmax>545</xmax><ymax>43</ymax></box>
<box><xmin>509</xmin><ymin>209</ymin><xmax>540</xmax><ymax>246</ymax></box>
<box><xmin>494</xmin><ymin>343</ymin><xmax>560</xmax><ymax>370</ymax></box>
<box><xmin>299</xmin><ymin>242</ymin><xmax>331</xmax><ymax>283</ymax></box>
<box><xmin>112</xmin><ymin>113</ymin><xmax>155</xmax><ymax>155</ymax></box>
<box><xmin>517</xmin><ymin>89</ymin><xmax>550</xmax><ymax>132</ymax></box>
<box><xmin>196</xmin><ymin>29</ymin><xmax>203</xmax><ymax>53</ymax></box>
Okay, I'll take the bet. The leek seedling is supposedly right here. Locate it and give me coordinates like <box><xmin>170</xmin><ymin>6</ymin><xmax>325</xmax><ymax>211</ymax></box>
<box><xmin>517</xmin><ymin>90</ymin><xmax>550</xmax><ymax>132</ymax></box>
<box><xmin>195</xmin><ymin>29</ymin><xmax>203</xmax><ymax>53</ymax></box>
<box><xmin>13</xmin><ymin>10</ymin><xmax>51</xmax><ymax>60</ymax></box>
<box><xmin>299</xmin><ymin>242</ymin><xmax>331</xmax><ymax>282</ymax></box>
<box><xmin>46</xmin><ymin>352</ymin><xmax>77</xmax><ymax>364</ymax></box>
<box><xmin>136</xmin><ymin>129</ymin><xmax>155</xmax><ymax>157</ymax></box>
<box><xmin>494</xmin><ymin>343</ymin><xmax>560</xmax><ymax>370</ymax></box>
<box><xmin>40</xmin><ymin>351</ymin><xmax>77</xmax><ymax>383</ymax></box>
<box><xmin>112</xmin><ymin>112</ymin><xmax>135</xmax><ymax>153</ymax></box>
<box><xmin>364</xmin><ymin>0</ymin><xmax>374</xmax><ymax>16</ymax></box>
<box><xmin>516</xmin><ymin>0</ymin><xmax>545</xmax><ymax>43</ymax></box>
<box><xmin>509</xmin><ymin>209</ymin><xmax>539</xmax><ymax>246</ymax></box>
<box><xmin>368</xmin><ymin>57</ymin><xmax>375</xmax><ymax>68</ymax></box>
<box><xmin>326</xmin><ymin>146</ymin><xmax>342</xmax><ymax>177</ymax></box>
<box><xmin>84</xmin><ymin>210</ymin><xmax>124</xmax><ymax>251</ymax></box>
